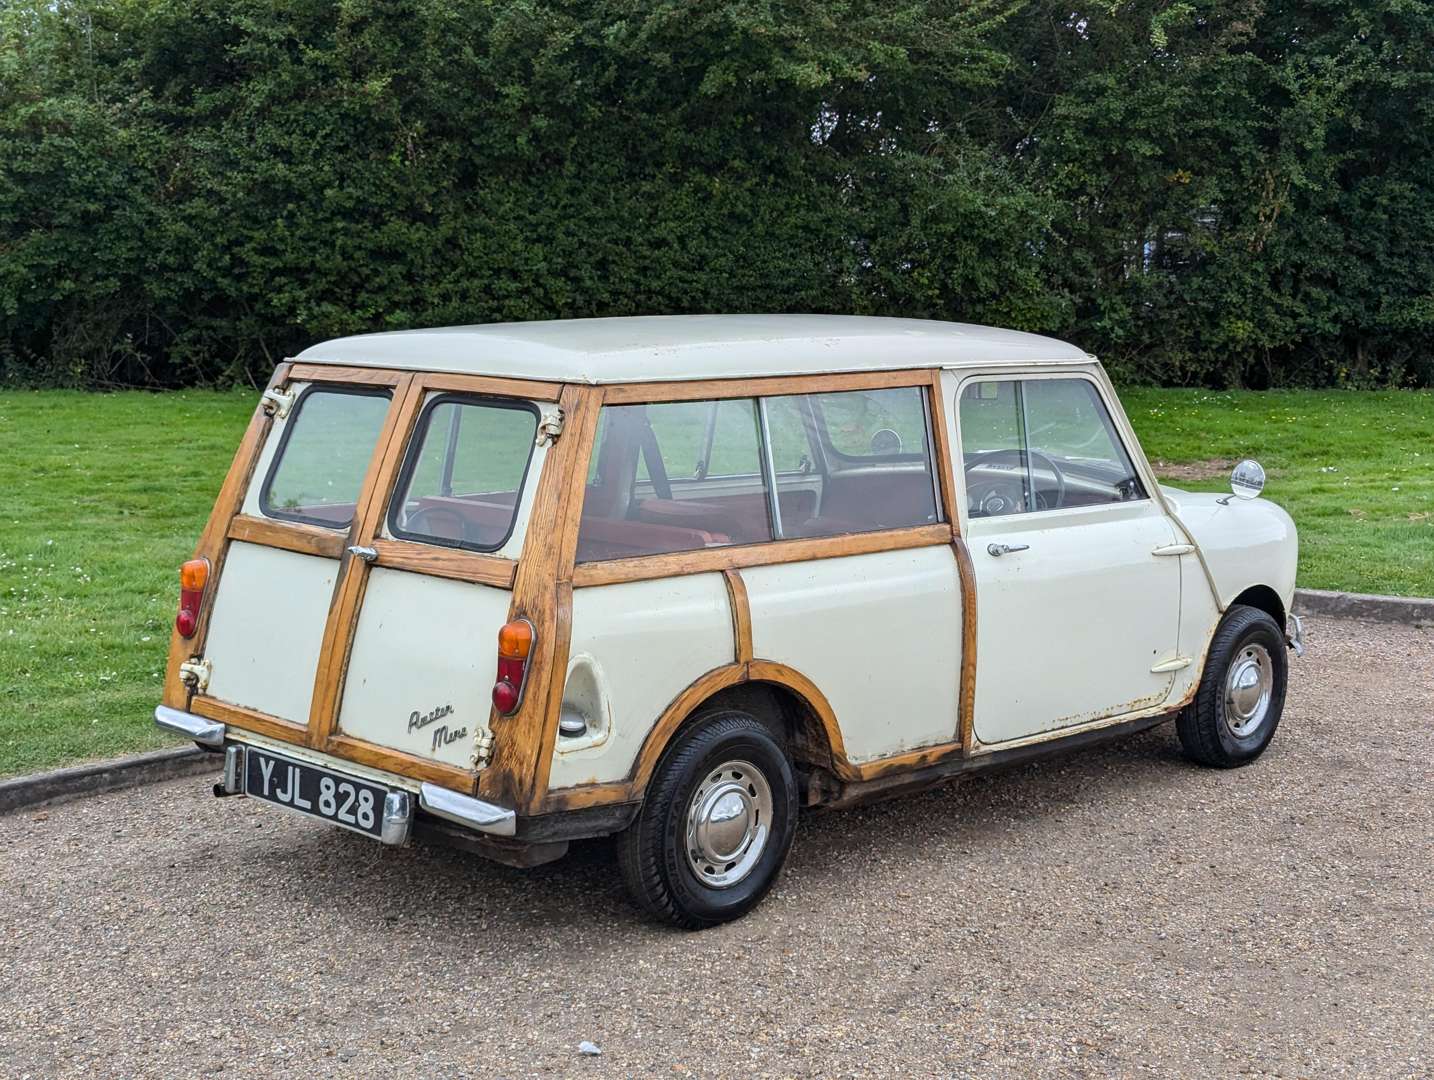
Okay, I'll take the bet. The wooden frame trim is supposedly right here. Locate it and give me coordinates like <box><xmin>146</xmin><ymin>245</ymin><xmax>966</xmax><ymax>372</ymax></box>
<box><xmin>192</xmin><ymin>696</ymin><xmax>308</xmax><ymax>746</ymax></box>
<box><xmin>286</xmin><ymin>363</ymin><xmax>404</xmax><ymax>387</ymax></box>
<box><xmin>571</xmin><ymin>523</ymin><xmax>953</xmax><ymax>588</ymax></box>
<box><xmin>411</xmin><ymin>371</ymin><xmax>563</xmax><ymax>401</ymax></box>
<box><xmin>227</xmin><ymin>514</ymin><xmax>346</xmax><ymax>559</ymax></box>
<box><xmin>479</xmin><ymin>385</ymin><xmax>605</xmax><ymax>811</ymax></box>
<box><xmin>603</xmin><ymin>368</ymin><xmax>938</xmax><ymax>404</ymax></box>
<box><xmin>926</xmin><ymin>369</ymin><xmax>959</xmax><ymax>528</ymax></box>
<box><xmin>953</xmin><ymin>536</ymin><xmax>979</xmax><ymax>754</ymax></box>
<box><xmin>323</xmin><ymin>734</ymin><xmax>476</xmax><ymax>788</ymax></box>
<box><xmin>722</xmin><ymin>569</ymin><xmax>753</xmax><ymax>663</ymax></box>
<box><xmin>305</xmin><ymin>375</ymin><xmax>425</xmax><ymax>748</ymax></box>
<box><xmin>162</xmin><ymin>363</ymin><xmax>291</xmax><ymax>710</ymax></box>
<box><xmin>369</xmin><ymin>538</ymin><xmax>517</xmax><ymax>588</ymax></box>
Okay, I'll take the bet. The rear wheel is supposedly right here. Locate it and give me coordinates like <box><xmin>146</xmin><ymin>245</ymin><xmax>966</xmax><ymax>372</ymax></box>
<box><xmin>1177</xmin><ymin>604</ymin><xmax>1288</xmax><ymax>768</ymax></box>
<box><xmin>617</xmin><ymin>710</ymin><xmax>797</xmax><ymax>928</ymax></box>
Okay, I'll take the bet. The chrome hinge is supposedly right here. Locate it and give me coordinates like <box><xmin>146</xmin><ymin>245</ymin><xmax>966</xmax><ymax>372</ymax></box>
<box><xmin>261</xmin><ymin>387</ymin><xmax>297</xmax><ymax>419</ymax></box>
<box><xmin>1152</xmin><ymin>543</ymin><xmax>1196</xmax><ymax>557</ymax></box>
<box><xmin>1150</xmin><ymin>656</ymin><xmax>1193</xmax><ymax>673</ymax></box>
<box><xmin>470</xmin><ymin>727</ymin><xmax>496</xmax><ymax>768</ymax></box>
<box><xmin>179</xmin><ymin>657</ymin><xmax>213</xmax><ymax>692</ymax></box>
<box><xmin>535</xmin><ymin>408</ymin><xmax>565</xmax><ymax>446</ymax></box>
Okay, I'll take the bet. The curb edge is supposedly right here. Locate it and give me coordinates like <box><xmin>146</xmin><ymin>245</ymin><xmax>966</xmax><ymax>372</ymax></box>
<box><xmin>0</xmin><ymin>745</ymin><xmax>219</xmax><ymax>817</ymax></box>
<box><xmin>1293</xmin><ymin>587</ymin><xmax>1434</xmax><ymax>626</ymax></box>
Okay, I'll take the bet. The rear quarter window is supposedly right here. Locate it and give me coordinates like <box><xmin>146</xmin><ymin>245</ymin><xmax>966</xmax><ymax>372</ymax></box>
<box><xmin>260</xmin><ymin>386</ymin><xmax>392</xmax><ymax>529</ymax></box>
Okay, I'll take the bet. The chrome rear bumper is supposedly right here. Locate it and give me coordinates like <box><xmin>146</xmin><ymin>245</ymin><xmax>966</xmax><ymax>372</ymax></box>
<box><xmin>152</xmin><ymin>705</ymin><xmax>516</xmax><ymax>839</ymax></box>
<box><xmin>1287</xmin><ymin>613</ymin><xmax>1306</xmax><ymax>658</ymax></box>
<box><xmin>154</xmin><ymin>704</ymin><xmax>225</xmax><ymax>747</ymax></box>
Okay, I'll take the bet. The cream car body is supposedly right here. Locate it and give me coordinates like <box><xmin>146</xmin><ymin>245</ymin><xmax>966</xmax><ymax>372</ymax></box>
<box><xmin>156</xmin><ymin>315</ymin><xmax>1300</xmax><ymax>926</ymax></box>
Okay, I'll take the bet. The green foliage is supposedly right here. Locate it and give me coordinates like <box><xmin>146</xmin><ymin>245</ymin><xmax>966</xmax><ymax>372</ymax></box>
<box><xmin>2</xmin><ymin>0</ymin><xmax>1432</xmax><ymax>387</ymax></box>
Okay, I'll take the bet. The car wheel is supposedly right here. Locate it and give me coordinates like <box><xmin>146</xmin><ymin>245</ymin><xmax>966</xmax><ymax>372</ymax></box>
<box><xmin>1177</xmin><ymin>604</ymin><xmax>1288</xmax><ymax>768</ymax></box>
<box><xmin>617</xmin><ymin>710</ymin><xmax>797</xmax><ymax>929</ymax></box>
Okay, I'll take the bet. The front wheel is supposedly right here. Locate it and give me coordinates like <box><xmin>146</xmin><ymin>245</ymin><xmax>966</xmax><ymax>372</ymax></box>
<box><xmin>617</xmin><ymin>710</ymin><xmax>797</xmax><ymax>928</ymax></box>
<box><xmin>1177</xmin><ymin>604</ymin><xmax>1288</xmax><ymax>768</ymax></box>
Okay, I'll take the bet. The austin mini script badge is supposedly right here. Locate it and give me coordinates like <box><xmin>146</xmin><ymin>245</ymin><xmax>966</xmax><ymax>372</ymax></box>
<box><xmin>407</xmin><ymin>704</ymin><xmax>467</xmax><ymax>753</ymax></box>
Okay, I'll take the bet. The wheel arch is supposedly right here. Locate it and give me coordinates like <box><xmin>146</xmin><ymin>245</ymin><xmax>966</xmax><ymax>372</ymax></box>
<box><xmin>628</xmin><ymin>660</ymin><xmax>853</xmax><ymax>798</ymax></box>
<box><xmin>1228</xmin><ymin>583</ymin><xmax>1286</xmax><ymax>630</ymax></box>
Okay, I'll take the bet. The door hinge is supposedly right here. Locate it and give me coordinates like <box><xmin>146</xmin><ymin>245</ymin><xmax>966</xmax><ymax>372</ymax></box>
<box><xmin>261</xmin><ymin>387</ymin><xmax>297</xmax><ymax>420</ymax></box>
<box><xmin>535</xmin><ymin>408</ymin><xmax>565</xmax><ymax>446</ymax></box>
<box><xmin>179</xmin><ymin>657</ymin><xmax>213</xmax><ymax>691</ymax></box>
<box><xmin>470</xmin><ymin>727</ymin><xmax>496</xmax><ymax>768</ymax></box>
<box><xmin>1150</xmin><ymin>656</ymin><xmax>1193</xmax><ymax>673</ymax></box>
<box><xmin>1152</xmin><ymin>543</ymin><xmax>1196</xmax><ymax>557</ymax></box>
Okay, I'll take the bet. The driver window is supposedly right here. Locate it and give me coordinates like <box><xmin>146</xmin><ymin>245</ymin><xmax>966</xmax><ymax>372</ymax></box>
<box><xmin>958</xmin><ymin>378</ymin><xmax>1146</xmax><ymax>519</ymax></box>
<box><xmin>1021</xmin><ymin>379</ymin><xmax>1146</xmax><ymax>509</ymax></box>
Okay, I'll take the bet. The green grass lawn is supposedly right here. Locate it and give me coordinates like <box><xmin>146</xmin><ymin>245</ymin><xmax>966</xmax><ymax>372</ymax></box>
<box><xmin>1</xmin><ymin>385</ymin><xmax>1430</xmax><ymax>778</ymax></box>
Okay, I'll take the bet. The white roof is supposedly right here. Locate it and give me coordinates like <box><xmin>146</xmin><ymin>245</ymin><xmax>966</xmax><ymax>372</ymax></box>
<box><xmin>294</xmin><ymin>314</ymin><xmax>1091</xmax><ymax>384</ymax></box>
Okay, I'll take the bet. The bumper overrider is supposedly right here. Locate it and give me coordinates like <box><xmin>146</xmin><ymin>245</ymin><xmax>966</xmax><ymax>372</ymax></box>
<box><xmin>153</xmin><ymin>706</ymin><xmax>516</xmax><ymax>846</ymax></box>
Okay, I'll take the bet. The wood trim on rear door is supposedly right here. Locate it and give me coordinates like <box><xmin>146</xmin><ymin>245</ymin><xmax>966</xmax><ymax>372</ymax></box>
<box><xmin>305</xmin><ymin>375</ymin><xmax>424</xmax><ymax>749</ymax></box>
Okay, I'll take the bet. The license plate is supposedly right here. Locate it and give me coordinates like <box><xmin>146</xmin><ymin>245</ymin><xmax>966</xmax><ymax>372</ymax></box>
<box><xmin>243</xmin><ymin>747</ymin><xmax>387</xmax><ymax>839</ymax></box>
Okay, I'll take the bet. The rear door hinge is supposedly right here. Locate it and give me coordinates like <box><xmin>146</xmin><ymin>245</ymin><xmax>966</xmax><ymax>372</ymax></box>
<box><xmin>1152</xmin><ymin>543</ymin><xmax>1196</xmax><ymax>557</ymax></box>
<box><xmin>179</xmin><ymin>657</ymin><xmax>213</xmax><ymax>691</ymax></box>
<box><xmin>535</xmin><ymin>408</ymin><xmax>564</xmax><ymax>446</ymax></box>
<box><xmin>261</xmin><ymin>387</ymin><xmax>297</xmax><ymax>419</ymax></box>
<box><xmin>470</xmin><ymin>727</ymin><xmax>496</xmax><ymax>768</ymax></box>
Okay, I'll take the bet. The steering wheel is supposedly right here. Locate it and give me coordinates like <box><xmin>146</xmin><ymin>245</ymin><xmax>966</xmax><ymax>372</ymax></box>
<box><xmin>963</xmin><ymin>448</ymin><xmax>1066</xmax><ymax>515</ymax></box>
<box><xmin>404</xmin><ymin>504</ymin><xmax>475</xmax><ymax>543</ymax></box>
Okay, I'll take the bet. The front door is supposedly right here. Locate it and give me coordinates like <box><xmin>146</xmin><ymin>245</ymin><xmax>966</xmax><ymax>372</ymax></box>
<box><xmin>947</xmin><ymin>371</ymin><xmax>1182</xmax><ymax>746</ymax></box>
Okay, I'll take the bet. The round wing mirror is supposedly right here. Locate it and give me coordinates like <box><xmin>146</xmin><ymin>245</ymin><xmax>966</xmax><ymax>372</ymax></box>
<box><xmin>870</xmin><ymin>428</ymin><xmax>903</xmax><ymax>454</ymax></box>
<box><xmin>1229</xmin><ymin>459</ymin><xmax>1266</xmax><ymax>500</ymax></box>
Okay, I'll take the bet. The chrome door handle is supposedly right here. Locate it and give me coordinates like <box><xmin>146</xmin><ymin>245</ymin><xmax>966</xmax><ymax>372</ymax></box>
<box><xmin>987</xmin><ymin>542</ymin><xmax>1030</xmax><ymax>557</ymax></box>
<box><xmin>347</xmin><ymin>544</ymin><xmax>378</xmax><ymax>563</ymax></box>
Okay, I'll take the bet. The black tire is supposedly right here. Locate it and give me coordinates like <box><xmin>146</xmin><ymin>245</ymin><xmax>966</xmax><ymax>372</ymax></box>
<box><xmin>617</xmin><ymin>710</ymin><xmax>797</xmax><ymax>929</ymax></box>
<box><xmin>1177</xmin><ymin>604</ymin><xmax>1288</xmax><ymax>768</ymax></box>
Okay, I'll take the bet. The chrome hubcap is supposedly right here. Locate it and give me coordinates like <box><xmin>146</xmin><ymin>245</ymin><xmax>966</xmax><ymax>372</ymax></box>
<box><xmin>684</xmin><ymin>760</ymin><xmax>772</xmax><ymax>889</ymax></box>
<box><xmin>1224</xmin><ymin>643</ymin><xmax>1274</xmax><ymax>738</ymax></box>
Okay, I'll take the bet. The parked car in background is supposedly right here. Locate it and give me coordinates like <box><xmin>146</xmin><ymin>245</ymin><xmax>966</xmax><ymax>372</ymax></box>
<box><xmin>156</xmin><ymin>315</ymin><xmax>1301</xmax><ymax>926</ymax></box>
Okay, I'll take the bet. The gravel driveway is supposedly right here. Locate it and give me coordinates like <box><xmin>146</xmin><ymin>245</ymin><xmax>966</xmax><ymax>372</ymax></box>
<box><xmin>2</xmin><ymin>615</ymin><xmax>1430</xmax><ymax>1078</ymax></box>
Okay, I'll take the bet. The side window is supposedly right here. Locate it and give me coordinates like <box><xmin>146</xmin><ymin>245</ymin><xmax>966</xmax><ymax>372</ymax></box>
<box><xmin>260</xmin><ymin>387</ymin><xmax>391</xmax><ymax>529</ymax></box>
<box><xmin>959</xmin><ymin>377</ymin><xmax>1145</xmax><ymax>519</ymax></box>
<box><xmin>766</xmin><ymin>387</ymin><xmax>940</xmax><ymax>538</ymax></box>
<box><xmin>815</xmin><ymin>386</ymin><xmax>932</xmax><ymax>462</ymax></box>
<box><xmin>388</xmin><ymin>396</ymin><xmax>539</xmax><ymax>552</ymax></box>
<box><xmin>577</xmin><ymin>400</ymin><xmax>770</xmax><ymax>561</ymax></box>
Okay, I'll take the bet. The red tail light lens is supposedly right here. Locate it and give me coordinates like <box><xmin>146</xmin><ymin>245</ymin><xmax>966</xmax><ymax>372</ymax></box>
<box><xmin>175</xmin><ymin>558</ymin><xmax>210</xmax><ymax>638</ymax></box>
<box><xmin>492</xmin><ymin>619</ymin><xmax>534</xmax><ymax>715</ymax></box>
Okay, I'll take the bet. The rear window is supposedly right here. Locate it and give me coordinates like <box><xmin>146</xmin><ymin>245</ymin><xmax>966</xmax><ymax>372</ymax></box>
<box><xmin>260</xmin><ymin>386</ymin><xmax>392</xmax><ymax>529</ymax></box>
<box><xmin>388</xmin><ymin>394</ymin><xmax>539</xmax><ymax>552</ymax></box>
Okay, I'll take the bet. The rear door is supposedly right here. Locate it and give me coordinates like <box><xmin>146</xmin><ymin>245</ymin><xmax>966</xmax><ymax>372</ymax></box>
<box><xmin>188</xmin><ymin>366</ymin><xmax>561</xmax><ymax>786</ymax></box>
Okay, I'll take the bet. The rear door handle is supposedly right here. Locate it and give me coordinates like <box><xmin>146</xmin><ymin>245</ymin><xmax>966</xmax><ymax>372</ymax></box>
<box><xmin>987</xmin><ymin>542</ymin><xmax>1030</xmax><ymax>557</ymax></box>
<box><xmin>347</xmin><ymin>545</ymin><xmax>378</xmax><ymax>563</ymax></box>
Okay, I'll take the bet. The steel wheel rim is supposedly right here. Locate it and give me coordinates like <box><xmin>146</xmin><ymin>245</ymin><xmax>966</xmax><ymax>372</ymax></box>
<box><xmin>684</xmin><ymin>759</ymin><xmax>772</xmax><ymax>889</ymax></box>
<box><xmin>1223</xmin><ymin>642</ymin><xmax>1274</xmax><ymax>738</ymax></box>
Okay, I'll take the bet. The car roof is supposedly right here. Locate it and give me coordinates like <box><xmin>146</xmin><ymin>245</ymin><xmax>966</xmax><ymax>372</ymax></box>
<box><xmin>294</xmin><ymin>314</ymin><xmax>1093</xmax><ymax>384</ymax></box>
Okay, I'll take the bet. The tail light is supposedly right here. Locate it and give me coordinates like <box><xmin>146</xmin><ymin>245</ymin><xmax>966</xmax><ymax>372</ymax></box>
<box><xmin>491</xmin><ymin>619</ymin><xmax>534</xmax><ymax>715</ymax></box>
<box><xmin>175</xmin><ymin>558</ymin><xmax>210</xmax><ymax>638</ymax></box>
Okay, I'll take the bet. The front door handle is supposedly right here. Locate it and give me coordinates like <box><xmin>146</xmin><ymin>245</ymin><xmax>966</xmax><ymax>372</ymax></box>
<box><xmin>987</xmin><ymin>542</ymin><xmax>1030</xmax><ymax>557</ymax></box>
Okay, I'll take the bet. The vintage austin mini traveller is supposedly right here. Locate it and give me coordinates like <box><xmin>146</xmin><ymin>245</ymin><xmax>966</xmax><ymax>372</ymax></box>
<box><xmin>156</xmin><ymin>315</ymin><xmax>1301</xmax><ymax>927</ymax></box>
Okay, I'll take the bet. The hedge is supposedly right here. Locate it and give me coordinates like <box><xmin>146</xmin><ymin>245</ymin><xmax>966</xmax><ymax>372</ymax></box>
<box><xmin>2</xmin><ymin>0</ymin><xmax>1431</xmax><ymax>388</ymax></box>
